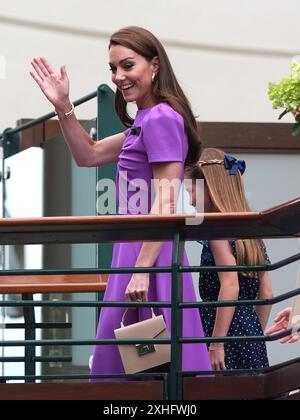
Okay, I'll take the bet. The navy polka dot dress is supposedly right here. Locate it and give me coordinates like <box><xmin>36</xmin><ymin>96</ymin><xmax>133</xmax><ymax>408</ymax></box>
<box><xmin>199</xmin><ymin>240</ymin><xmax>269</xmax><ymax>370</ymax></box>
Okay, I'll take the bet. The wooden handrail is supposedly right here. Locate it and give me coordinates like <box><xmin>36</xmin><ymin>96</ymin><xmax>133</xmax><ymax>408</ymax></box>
<box><xmin>0</xmin><ymin>274</ymin><xmax>108</xmax><ymax>294</ymax></box>
<box><xmin>0</xmin><ymin>197</ymin><xmax>299</xmax><ymax>294</ymax></box>
<box><xmin>0</xmin><ymin>197</ymin><xmax>299</xmax><ymax>245</ymax></box>
<box><xmin>183</xmin><ymin>357</ymin><xmax>300</xmax><ymax>400</ymax></box>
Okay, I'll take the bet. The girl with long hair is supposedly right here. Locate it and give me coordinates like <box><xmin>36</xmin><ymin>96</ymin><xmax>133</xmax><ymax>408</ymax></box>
<box><xmin>186</xmin><ymin>147</ymin><xmax>273</xmax><ymax>370</ymax></box>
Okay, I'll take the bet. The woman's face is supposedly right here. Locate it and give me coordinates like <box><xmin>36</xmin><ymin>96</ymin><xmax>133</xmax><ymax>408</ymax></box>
<box><xmin>109</xmin><ymin>45</ymin><xmax>159</xmax><ymax>109</ymax></box>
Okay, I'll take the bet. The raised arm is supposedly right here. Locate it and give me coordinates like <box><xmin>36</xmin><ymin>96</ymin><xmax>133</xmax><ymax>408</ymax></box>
<box><xmin>30</xmin><ymin>57</ymin><xmax>125</xmax><ymax>167</ymax></box>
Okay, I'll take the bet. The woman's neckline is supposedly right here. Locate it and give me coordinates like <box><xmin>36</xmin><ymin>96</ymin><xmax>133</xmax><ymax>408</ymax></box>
<box><xmin>136</xmin><ymin>102</ymin><xmax>167</xmax><ymax>115</ymax></box>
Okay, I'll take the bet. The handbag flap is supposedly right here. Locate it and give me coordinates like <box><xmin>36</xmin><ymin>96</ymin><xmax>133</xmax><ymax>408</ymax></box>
<box><xmin>114</xmin><ymin>314</ymin><xmax>168</xmax><ymax>339</ymax></box>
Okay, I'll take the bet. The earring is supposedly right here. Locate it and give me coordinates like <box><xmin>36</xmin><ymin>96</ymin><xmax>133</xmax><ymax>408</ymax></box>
<box><xmin>151</xmin><ymin>73</ymin><xmax>156</xmax><ymax>82</ymax></box>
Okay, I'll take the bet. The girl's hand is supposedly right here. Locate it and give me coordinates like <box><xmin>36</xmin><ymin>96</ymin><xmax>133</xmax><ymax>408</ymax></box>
<box><xmin>30</xmin><ymin>57</ymin><xmax>70</xmax><ymax>111</ymax></box>
<box><xmin>125</xmin><ymin>273</ymin><xmax>149</xmax><ymax>302</ymax></box>
<box><xmin>209</xmin><ymin>344</ymin><xmax>226</xmax><ymax>371</ymax></box>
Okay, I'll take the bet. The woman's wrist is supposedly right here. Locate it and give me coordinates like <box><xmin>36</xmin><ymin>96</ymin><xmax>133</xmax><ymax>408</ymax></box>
<box><xmin>209</xmin><ymin>342</ymin><xmax>224</xmax><ymax>351</ymax></box>
<box><xmin>55</xmin><ymin>99</ymin><xmax>73</xmax><ymax>117</ymax></box>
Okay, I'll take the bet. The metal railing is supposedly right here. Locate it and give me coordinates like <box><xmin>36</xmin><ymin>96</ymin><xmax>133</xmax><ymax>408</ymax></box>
<box><xmin>0</xmin><ymin>86</ymin><xmax>300</xmax><ymax>399</ymax></box>
<box><xmin>0</xmin><ymin>90</ymin><xmax>97</xmax><ymax>144</ymax></box>
<box><xmin>0</xmin><ymin>202</ymin><xmax>299</xmax><ymax>399</ymax></box>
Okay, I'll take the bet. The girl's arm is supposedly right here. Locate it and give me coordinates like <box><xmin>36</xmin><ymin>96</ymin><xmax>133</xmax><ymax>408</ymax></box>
<box><xmin>254</xmin><ymin>271</ymin><xmax>273</xmax><ymax>331</ymax></box>
<box><xmin>209</xmin><ymin>240</ymin><xmax>240</xmax><ymax>370</ymax></box>
<box><xmin>125</xmin><ymin>161</ymin><xmax>182</xmax><ymax>301</ymax></box>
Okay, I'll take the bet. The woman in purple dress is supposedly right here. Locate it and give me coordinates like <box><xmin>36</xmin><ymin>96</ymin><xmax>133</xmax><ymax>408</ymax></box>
<box><xmin>30</xmin><ymin>26</ymin><xmax>211</xmax><ymax>379</ymax></box>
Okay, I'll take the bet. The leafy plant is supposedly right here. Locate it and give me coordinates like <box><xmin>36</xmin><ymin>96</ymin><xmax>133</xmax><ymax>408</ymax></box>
<box><xmin>268</xmin><ymin>61</ymin><xmax>300</xmax><ymax>136</ymax></box>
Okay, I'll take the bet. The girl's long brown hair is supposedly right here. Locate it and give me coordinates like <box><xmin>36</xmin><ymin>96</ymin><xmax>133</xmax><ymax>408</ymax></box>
<box><xmin>187</xmin><ymin>148</ymin><xmax>268</xmax><ymax>278</ymax></box>
<box><xmin>109</xmin><ymin>26</ymin><xmax>201</xmax><ymax>166</ymax></box>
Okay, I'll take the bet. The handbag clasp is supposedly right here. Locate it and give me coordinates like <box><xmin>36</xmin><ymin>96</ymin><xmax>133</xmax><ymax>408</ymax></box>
<box><xmin>136</xmin><ymin>343</ymin><xmax>156</xmax><ymax>357</ymax></box>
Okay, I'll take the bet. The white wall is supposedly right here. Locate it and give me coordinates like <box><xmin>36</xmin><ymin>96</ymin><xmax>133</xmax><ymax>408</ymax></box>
<box><xmin>0</xmin><ymin>0</ymin><xmax>299</xmax><ymax>367</ymax></box>
<box><xmin>1</xmin><ymin>0</ymin><xmax>300</xmax><ymax>129</ymax></box>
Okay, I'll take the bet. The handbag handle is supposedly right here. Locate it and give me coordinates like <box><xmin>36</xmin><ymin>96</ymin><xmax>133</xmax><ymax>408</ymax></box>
<box><xmin>120</xmin><ymin>307</ymin><xmax>156</xmax><ymax>328</ymax></box>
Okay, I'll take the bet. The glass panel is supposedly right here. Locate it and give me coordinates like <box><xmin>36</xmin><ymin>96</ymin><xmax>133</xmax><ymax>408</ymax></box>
<box><xmin>2</xmin><ymin>119</ymin><xmax>98</xmax><ymax>381</ymax></box>
<box><xmin>2</xmin><ymin>147</ymin><xmax>43</xmax><ymax>381</ymax></box>
<box><xmin>41</xmin><ymin>122</ymin><xmax>97</xmax><ymax>379</ymax></box>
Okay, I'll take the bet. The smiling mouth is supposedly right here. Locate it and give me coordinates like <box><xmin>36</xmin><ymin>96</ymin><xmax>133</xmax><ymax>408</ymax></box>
<box><xmin>120</xmin><ymin>83</ymin><xmax>135</xmax><ymax>91</ymax></box>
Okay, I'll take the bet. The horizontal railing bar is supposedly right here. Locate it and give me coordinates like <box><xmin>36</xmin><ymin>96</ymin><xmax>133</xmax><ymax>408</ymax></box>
<box><xmin>0</xmin><ymin>266</ymin><xmax>171</xmax><ymax>276</ymax></box>
<box><xmin>1</xmin><ymin>252</ymin><xmax>299</xmax><ymax>277</ymax></box>
<box><xmin>179</xmin><ymin>329</ymin><xmax>296</xmax><ymax>344</ymax></box>
<box><xmin>4</xmin><ymin>357</ymin><xmax>298</xmax><ymax>380</ymax></box>
<box><xmin>32</xmin><ymin>356</ymin><xmax>72</xmax><ymax>362</ymax></box>
<box><xmin>0</xmin><ymin>328</ymin><xmax>294</xmax><ymax>347</ymax></box>
<box><xmin>32</xmin><ymin>322</ymin><xmax>72</xmax><ymax>329</ymax></box>
<box><xmin>0</xmin><ymin>369</ymin><xmax>266</xmax><ymax>380</ymax></box>
<box><xmin>1</xmin><ymin>288</ymin><xmax>299</xmax><ymax>308</ymax></box>
<box><xmin>179</xmin><ymin>360</ymin><xmax>300</xmax><ymax>378</ymax></box>
<box><xmin>195</xmin><ymin>355</ymin><xmax>300</xmax><ymax>376</ymax></box>
<box><xmin>0</xmin><ymin>356</ymin><xmax>72</xmax><ymax>363</ymax></box>
<box><xmin>0</xmin><ymin>357</ymin><xmax>25</xmax><ymax>362</ymax></box>
<box><xmin>184</xmin><ymin>252</ymin><xmax>300</xmax><ymax>273</ymax></box>
<box><xmin>0</xmin><ymin>90</ymin><xmax>97</xmax><ymax>141</ymax></box>
<box><xmin>0</xmin><ymin>323</ymin><xmax>72</xmax><ymax>329</ymax></box>
<box><xmin>180</xmin><ymin>368</ymin><xmax>270</xmax><ymax>376</ymax></box>
<box><xmin>2</xmin><ymin>372</ymin><xmax>167</xmax><ymax>381</ymax></box>
<box><xmin>180</xmin><ymin>288</ymin><xmax>300</xmax><ymax>308</ymax></box>
<box><xmin>0</xmin><ymin>338</ymin><xmax>171</xmax><ymax>347</ymax></box>
<box><xmin>0</xmin><ymin>300</ymin><xmax>171</xmax><ymax>308</ymax></box>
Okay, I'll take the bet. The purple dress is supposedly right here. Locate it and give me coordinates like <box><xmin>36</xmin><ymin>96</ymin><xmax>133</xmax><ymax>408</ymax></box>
<box><xmin>90</xmin><ymin>103</ymin><xmax>211</xmax><ymax>379</ymax></box>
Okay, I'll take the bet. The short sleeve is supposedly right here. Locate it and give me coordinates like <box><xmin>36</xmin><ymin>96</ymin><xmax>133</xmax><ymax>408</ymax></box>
<box><xmin>142</xmin><ymin>105</ymin><xmax>186</xmax><ymax>163</ymax></box>
<box><xmin>123</xmin><ymin>128</ymin><xmax>131</xmax><ymax>137</ymax></box>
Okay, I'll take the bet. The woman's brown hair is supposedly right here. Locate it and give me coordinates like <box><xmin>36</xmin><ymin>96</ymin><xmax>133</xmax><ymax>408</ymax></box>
<box><xmin>109</xmin><ymin>26</ymin><xmax>201</xmax><ymax>166</ymax></box>
<box><xmin>187</xmin><ymin>147</ymin><xmax>268</xmax><ymax>278</ymax></box>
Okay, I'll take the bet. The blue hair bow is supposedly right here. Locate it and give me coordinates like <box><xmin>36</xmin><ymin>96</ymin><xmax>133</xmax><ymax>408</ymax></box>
<box><xmin>130</xmin><ymin>126</ymin><xmax>141</xmax><ymax>136</ymax></box>
<box><xmin>224</xmin><ymin>154</ymin><xmax>246</xmax><ymax>175</ymax></box>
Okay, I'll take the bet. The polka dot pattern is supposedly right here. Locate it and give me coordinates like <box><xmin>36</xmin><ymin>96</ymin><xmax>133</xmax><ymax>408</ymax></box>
<box><xmin>199</xmin><ymin>240</ymin><xmax>269</xmax><ymax>370</ymax></box>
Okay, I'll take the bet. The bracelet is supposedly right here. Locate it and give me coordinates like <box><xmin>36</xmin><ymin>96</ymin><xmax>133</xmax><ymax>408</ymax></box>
<box><xmin>64</xmin><ymin>103</ymin><xmax>75</xmax><ymax>119</ymax></box>
<box><xmin>209</xmin><ymin>343</ymin><xmax>224</xmax><ymax>351</ymax></box>
<box><xmin>54</xmin><ymin>103</ymin><xmax>75</xmax><ymax>120</ymax></box>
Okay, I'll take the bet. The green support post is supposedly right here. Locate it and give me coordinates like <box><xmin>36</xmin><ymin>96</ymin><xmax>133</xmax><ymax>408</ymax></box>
<box><xmin>95</xmin><ymin>84</ymin><xmax>125</xmax><ymax>323</ymax></box>
<box><xmin>3</xmin><ymin>128</ymin><xmax>20</xmax><ymax>159</ymax></box>
<box><xmin>169</xmin><ymin>232</ymin><xmax>185</xmax><ymax>400</ymax></box>
<box><xmin>22</xmin><ymin>293</ymin><xmax>36</xmax><ymax>382</ymax></box>
<box><xmin>96</xmin><ymin>84</ymin><xmax>125</xmax><ymax>267</ymax></box>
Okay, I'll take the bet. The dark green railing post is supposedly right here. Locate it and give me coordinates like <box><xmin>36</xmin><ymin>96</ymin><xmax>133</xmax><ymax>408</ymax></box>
<box><xmin>22</xmin><ymin>293</ymin><xmax>36</xmax><ymax>381</ymax></box>
<box><xmin>2</xmin><ymin>128</ymin><xmax>20</xmax><ymax>159</ymax></box>
<box><xmin>95</xmin><ymin>84</ymin><xmax>125</xmax><ymax>326</ymax></box>
<box><xmin>169</xmin><ymin>231</ymin><xmax>185</xmax><ymax>400</ymax></box>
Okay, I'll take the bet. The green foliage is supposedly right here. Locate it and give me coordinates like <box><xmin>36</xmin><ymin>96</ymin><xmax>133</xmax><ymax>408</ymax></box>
<box><xmin>268</xmin><ymin>62</ymin><xmax>300</xmax><ymax>136</ymax></box>
<box><xmin>268</xmin><ymin>63</ymin><xmax>300</xmax><ymax>113</ymax></box>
